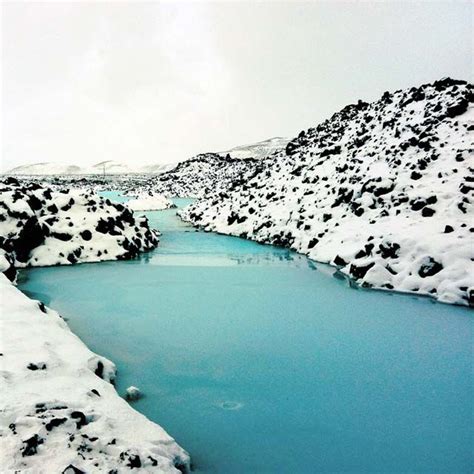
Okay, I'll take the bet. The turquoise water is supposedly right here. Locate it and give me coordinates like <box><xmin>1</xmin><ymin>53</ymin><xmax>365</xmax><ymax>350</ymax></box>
<box><xmin>18</xmin><ymin>195</ymin><xmax>473</xmax><ymax>473</ymax></box>
<box><xmin>99</xmin><ymin>189</ymin><xmax>132</xmax><ymax>204</ymax></box>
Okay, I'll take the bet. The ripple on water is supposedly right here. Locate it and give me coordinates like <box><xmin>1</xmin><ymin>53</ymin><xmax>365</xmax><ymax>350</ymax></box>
<box><xmin>217</xmin><ymin>401</ymin><xmax>244</xmax><ymax>411</ymax></box>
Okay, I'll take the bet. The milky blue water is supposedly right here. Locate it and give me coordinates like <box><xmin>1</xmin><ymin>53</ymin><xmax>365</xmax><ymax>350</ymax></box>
<box><xmin>18</xmin><ymin>194</ymin><xmax>473</xmax><ymax>473</ymax></box>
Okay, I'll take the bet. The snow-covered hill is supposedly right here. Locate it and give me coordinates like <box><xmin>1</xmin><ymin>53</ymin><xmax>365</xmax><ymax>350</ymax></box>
<box><xmin>89</xmin><ymin>160</ymin><xmax>136</xmax><ymax>175</ymax></box>
<box><xmin>181</xmin><ymin>78</ymin><xmax>474</xmax><ymax>306</ymax></box>
<box><xmin>149</xmin><ymin>153</ymin><xmax>259</xmax><ymax>198</ymax></box>
<box><xmin>5</xmin><ymin>160</ymin><xmax>176</xmax><ymax>176</ymax></box>
<box><xmin>139</xmin><ymin>163</ymin><xmax>177</xmax><ymax>174</ymax></box>
<box><xmin>218</xmin><ymin>137</ymin><xmax>289</xmax><ymax>160</ymax></box>
<box><xmin>0</xmin><ymin>178</ymin><xmax>159</xmax><ymax>270</ymax></box>
<box><xmin>5</xmin><ymin>163</ymin><xmax>84</xmax><ymax>176</ymax></box>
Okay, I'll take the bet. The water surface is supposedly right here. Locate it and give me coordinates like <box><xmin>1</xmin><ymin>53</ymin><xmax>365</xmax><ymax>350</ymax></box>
<box><xmin>18</xmin><ymin>196</ymin><xmax>473</xmax><ymax>473</ymax></box>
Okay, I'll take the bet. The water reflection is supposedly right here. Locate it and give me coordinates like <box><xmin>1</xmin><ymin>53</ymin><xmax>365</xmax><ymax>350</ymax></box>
<box><xmin>144</xmin><ymin>249</ymin><xmax>314</xmax><ymax>268</ymax></box>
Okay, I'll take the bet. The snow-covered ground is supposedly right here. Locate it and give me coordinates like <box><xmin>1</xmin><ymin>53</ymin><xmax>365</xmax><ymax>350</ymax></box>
<box><xmin>3</xmin><ymin>156</ymin><xmax>258</xmax><ymax>202</ymax></box>
<box><xmin>0</xmin><ymin>178</ymin><xmax>159</xmax><ymax>268</ymax></box>
<box><xmin>181</xmin><ymin>78</ymin><xmax>474</xmax><ymax>307</ymax></box>
<box><xmin>0</xmin><ymin>265</ymin><xmax>190</xmax><ymax>473</ymax></box>
<box><xmin>125</xmin><ymin>192</ymin><xmax>174</xmax><ymax>212</ymax></box>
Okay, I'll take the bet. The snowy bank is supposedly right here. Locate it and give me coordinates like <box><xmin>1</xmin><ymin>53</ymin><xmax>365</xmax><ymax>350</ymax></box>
<box><xmin>180</xmin><ymin>78</ymin><xmax>474</xmax><ymax>307</ymax></box>
<box><xmin>0</xmin><ymin>268</ymin><xmax>190</xmax><ymax>472</ymax></box>
<box><xmin>0</xmin><ymin>178</ymin><xmax>159</xmax><ymax>268</ymax></box>
<box><xmin>0</xmin><ymin>178</ymin><xmax>190</xmax><ymax>471</ymax></box>
<box><xmin>126</xmin><ymin>192</ymin><xmax>173</xmax><ymax>212</ymax></box>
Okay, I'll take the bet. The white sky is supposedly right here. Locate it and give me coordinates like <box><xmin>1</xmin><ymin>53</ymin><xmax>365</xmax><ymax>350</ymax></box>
<box><xmin>1</xmin><ymin>1</ymin><xmax>472</xmax><ymax>170</ymax></box>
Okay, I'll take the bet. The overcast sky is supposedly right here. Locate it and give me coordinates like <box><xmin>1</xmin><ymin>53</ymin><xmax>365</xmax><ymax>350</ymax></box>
<box><xmin>2</xmin><ymin>1</ymin><xmax>472</xmax><ymax>170</ymax></box>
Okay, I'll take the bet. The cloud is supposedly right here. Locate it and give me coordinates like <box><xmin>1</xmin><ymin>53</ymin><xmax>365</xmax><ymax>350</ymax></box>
<box><xmin>2</xmin><ymin>2</ymin><xmax>234</xmax><ymax>168</ymax></box>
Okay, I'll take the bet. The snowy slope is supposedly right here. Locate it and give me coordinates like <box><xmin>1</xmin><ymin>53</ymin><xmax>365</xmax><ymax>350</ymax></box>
<box><xmin>181</xmin><ymin>78</ymin><xmax>474</xmax><ymax>306</ymax></box>
<box><xmin>0</xmin><ymin>178</ymin><xmax>159</xmax><ymax>269</ymax></box>
<box><xmin>218</xmin><ymin>137</ymin><xmax>289</xmax><ymax>160</ymax></box>
<box><xmin>0</xmin><ymin>267</ymin><xmax>190</xmax><ymax>473</ymax></box>
<box><xmin>150</xmin><ymin>153</ymin><xmax>258</xmax><ymax>198</ymax></box>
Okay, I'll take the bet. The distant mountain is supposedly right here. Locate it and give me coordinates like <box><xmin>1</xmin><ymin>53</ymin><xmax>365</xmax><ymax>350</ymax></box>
<box><xmin>138</xmin><ymin>163</ymin><xmax>177</xmax><ymax>174</ymax></box>
<box><xmin>4</xmin><ymin>160</ymin><xmax>176</xmax><ymax>176</ymax></box>
<box><xmin>219</xmin><ymin>137</ymin><xmax>289</xmax><ymax>160</ymax></box>
<box><xmin>4</xmin><ymin>137</ymin><xmax>288</xmax><ymax>176</ymax></box>
<box><xmin>5</xmin><ymin>163</ymin><xmax>84</xmax><ymax>175</ymax></box>
<box><xmin>89</xmin><ymin>160</ymin><xmax>134</xmax><ymax>174</ymax></box>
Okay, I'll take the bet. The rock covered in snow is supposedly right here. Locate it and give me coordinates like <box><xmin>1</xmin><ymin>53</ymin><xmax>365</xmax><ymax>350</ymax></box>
<box><xmin>0</xmin><ymin>248</ymin><xmax>17</xmax><ymax>282</ymax></box>
<box><xmin>0</xmin><ymin>178</ymin><xmax>159</xmax><ymax>268</ymax></box>
<box><xmin>0</xmin><ymin>274</ymin><xmax>189</xmax><ymax>473</ymax></box>
<box><xmin>150</xmin><ymin>153</ymin><xmax>259</xmax><ymax>198</ymax></box>
<box><xmin>180</xmin><ymin>78</ymin><xmax>474</xmax><ymax>306</ymax></box>
<box><xmin>125</xmin><ymin>386</ymin><xmax>143</xmax><ymax>401</ymax></box>
<box><xmin>126</xmin><ymin>192</ymin><xmax>174</xmax><ymax>212</ymax></box>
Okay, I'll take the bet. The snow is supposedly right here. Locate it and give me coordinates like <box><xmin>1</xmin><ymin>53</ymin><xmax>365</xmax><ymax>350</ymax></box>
<box><xmin>218</xmin><ymin>137</ymin><xmax>289</xmax><ymax>160</ymax></box>
<box><xmin>2</xmin><ymin>137</ymin><xmax>290</xmax><ymax>200</ymax></box>
<box><xmin>150</xmin><ymin>154</ymin><xmax>258</xmax><ymax>198</ymax></box>
<box><xmin>126</xmin><ymin>386</ymin><xmax>143</xmax><ymax>401</ymax></box>
<box><xmin>0</xmin><ymin>272</ymin><xmax>190</xmax><ymax>473</ymax></box>
<box><xmin>180</xmin><ymin>78</ymin><xmax>474</xmax><ymax>307</ymax></box>
<box><xmin>0</xmin><ymin>178</ymin><xmax>159</xmax><ymax>268</ymax></box>
<box><xmin>3</xmin><ymin>136</ymin><xmax>289</xmax><ymax>177</ymax></box>
<box><xmin>4</xmin><ymin>161</ymin><xmax>177</xmax><ymax>176</ymax></box>
<box><xmin>126</xmin><ymin>193</ymin><xmax>173</xmax><ymax>212</ymax></box>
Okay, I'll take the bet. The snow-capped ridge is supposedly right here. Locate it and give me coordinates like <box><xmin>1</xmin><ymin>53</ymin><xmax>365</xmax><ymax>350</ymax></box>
<box><xmin>219</xmin><ymin>136</ymin><xmax>289</xmax><ymax>160</ymax></box>
<box><xmin>4</xmin><ymin>161</ymin><xmax>177</xmax><ymax>176</ymax></box>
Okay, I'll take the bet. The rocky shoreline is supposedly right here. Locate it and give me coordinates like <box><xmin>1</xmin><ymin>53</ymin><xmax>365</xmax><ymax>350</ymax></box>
<box><xmin>180</xmin><ymin>78</ymin><xmax>473</xmax><ymax>307</ymax></box>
